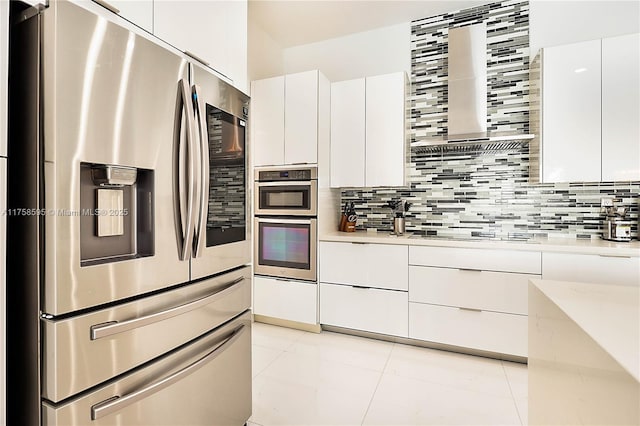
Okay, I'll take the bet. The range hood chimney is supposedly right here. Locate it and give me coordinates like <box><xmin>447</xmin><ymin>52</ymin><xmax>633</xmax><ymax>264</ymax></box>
<box><xmin>448</xmin><ymin>23</ymin><xmax>487</xmax><ymax>136</ymax></box>
<box><xmin>417</xmin><ymin>23</ymin><xmax>533</xmax><ymax>147</ymax></box>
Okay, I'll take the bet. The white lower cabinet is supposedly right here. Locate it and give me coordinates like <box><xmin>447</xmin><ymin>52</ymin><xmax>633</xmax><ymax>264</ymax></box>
<box><xmin>542</xmin><ymin>252</ymin><xmax>640</xmax><ymax>286</ymax></box>
<box><xmin>409</xmin><ymin>266</ymin><xmax>530</xmax><ymax>315</ymax></box>
<box><xmin>320</xmin><ymin>283</ymin><xmax>408</xmax><ymax>337</ymax></box>
<box><xmin>409</xmin><ymin>303</ymin><xmax>528</xmax><ymax>357</ymax></box>
<box><xmin>408</xmin><ymin>246</ymin><xmax>540</xmax><ymax>357</ymax></box>
<box><xmin>319</xmin><ymin>242</ymin><xmax>408</xmax><ymax>291</ymax></box>
<box><xmin>409</xmin><ymin>245</ymin><xmax>541</xmax><ymax>274</ymax></box>
<box><xmin>253</xmin><ymin>276</ymin><xmax>317</xmax><ymax>325</ymax></box>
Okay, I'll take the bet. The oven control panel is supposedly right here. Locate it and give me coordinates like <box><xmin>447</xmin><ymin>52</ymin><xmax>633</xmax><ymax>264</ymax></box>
<box><xmin>256</xmin><ymin>167</ymin><xmax>317</xmax><ymax>182</ymax></box>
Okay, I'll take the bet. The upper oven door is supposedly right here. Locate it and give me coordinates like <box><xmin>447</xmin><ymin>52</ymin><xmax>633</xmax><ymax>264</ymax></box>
<box><xmin>190</xmin><ymin>63</ymin><xmax>251</xmax><ymax>280</ymax></box>
<box><xmin>255</xmin><ymin>180</ymin><xmax>318</xmax><ymax>216</ymax></box>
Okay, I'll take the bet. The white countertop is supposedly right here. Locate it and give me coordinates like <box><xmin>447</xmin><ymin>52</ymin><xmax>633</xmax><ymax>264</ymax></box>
<box><xmin>320</xmin><ymin>230</ymin><xmax>640</xmax><ymax>257</ymax></box>
<box><xmin>530</xmin><ymin>279</ymin><xmax>640</xmax><ymax>382</ymax></box>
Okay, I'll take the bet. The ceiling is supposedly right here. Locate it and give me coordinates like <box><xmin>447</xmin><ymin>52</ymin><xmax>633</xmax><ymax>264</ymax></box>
<box><xmin>248</xmin><ymin>0</ymin><xmax>495</xmax><ymax>48</ymax></box>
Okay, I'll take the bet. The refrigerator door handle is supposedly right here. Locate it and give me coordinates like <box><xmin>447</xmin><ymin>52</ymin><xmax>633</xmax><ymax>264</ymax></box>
<box><xmin>90</xmin><ymin>324</ymin><xmax>247</xmax><ymax>420</ymax></box>
<box><xmin>192</xmin><ymin>84</ymin><xmax>209</xmax><ymax>258</ymax></box>
<box><xmin>90</xmin><ymin>276</ymin><xmax>245</xmax><ymax>340</ymax></box>
<box><xmin>173</xmin><ymin>79</ymin><xmax>197</xmax><ymax>261</ymax></box>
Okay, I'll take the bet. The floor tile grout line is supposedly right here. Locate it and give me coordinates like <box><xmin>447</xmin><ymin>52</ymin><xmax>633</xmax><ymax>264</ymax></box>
<box><xmin>501</xmin><ymin>360</ymin><xmax>525</xmax><ymax>426</ymax></box>
<box><xmin>360</xmin><ymin>342</ymin><xmax>397</xmax><ymax>426</ymax></box>
<box><xmin>252</xmin><ymin>344</ymin><xmax>288</xmax><ymax>380</ymax></box>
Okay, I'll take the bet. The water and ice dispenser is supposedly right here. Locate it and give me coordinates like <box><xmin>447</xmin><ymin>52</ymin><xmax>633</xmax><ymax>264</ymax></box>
<box><xmin>80</xmin><ymin>163</ymin><xmax>154</xmax><ymax>266</ymax></box>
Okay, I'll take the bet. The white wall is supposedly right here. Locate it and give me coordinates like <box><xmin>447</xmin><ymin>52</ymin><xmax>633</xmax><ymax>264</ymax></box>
<box><xmin>266</xmin><ymin>1</ymin><xmax>639</xmax><ymax>83</ymax></box>
<box><xmin>283</xmin><ymin>23</ymin><xmax>410</xmax><ymax>82</ymax></box>
<box><xmin>530</xmin><ymin>0</ymin><xmax>640</xmax><ymax>57</ymax></box>
<box><xmin>248</xmin><ymin>19</ymin><xmax>285</xmax><ymax>87</ymax></box>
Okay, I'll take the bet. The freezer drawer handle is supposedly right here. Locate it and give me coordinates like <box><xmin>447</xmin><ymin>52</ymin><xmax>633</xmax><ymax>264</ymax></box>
<box><xmin>90</xmin><ymin>276</ymin><xmax>245</xmax><ymax>340</ymax></box>
<box><xmin>90</xmin><ymin>324</ymin><xmax>246</xmax><ymax>420</ymax></box>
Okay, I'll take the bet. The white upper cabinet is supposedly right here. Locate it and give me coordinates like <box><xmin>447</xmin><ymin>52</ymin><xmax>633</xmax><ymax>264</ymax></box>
<box><xmin>251</xmin><ymin>70</ymin><xmax>329</xmax><ymax>167</ymax></box>
<box><xmin>602</xmin><ymin>33</ymin><xmax>640</xmax><ymax>181</ymax></box>
<box><xmin>96</xmin><ymin>0</ymin><xmax>153</xmax><ymax>33</ymax></box>
<box><xmin>366</xmin><ymin>73</ymin><xmax>407</xmax><ymax>187</ymax></box>
<box><xmin>154</xmin><ymin>0</ymin><xmax>248</xmax><ymax>92</ymax></box>
<box><xmin>532</xmin><ymin>34</ymin><xmax>640</xmax><ymax>183</ymax></box>
<box><xmin>284</xmin><ymin>71</ymin><xmax>319</xmax><ymax>165</ymax></box>
<box><xmin>330</xmin><ymin>72</ymin><xmax>408</xmax><ymax>187</ymax></box>
<box><xmin>251</xmin><ymin>76</ymin><xmax>285</xmax><ymax>167</ymax></box>
<box><xmin>330</xmin><ymin>79</ymin><xmax>366</xmax><ymax>187</ymax></box>
<box><xmin>541</xmin><ymin>40</ymin><xmax>602</xmax><ymax>183</ymax></box>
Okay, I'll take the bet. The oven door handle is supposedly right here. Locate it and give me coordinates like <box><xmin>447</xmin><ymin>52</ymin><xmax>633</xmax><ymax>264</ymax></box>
<box><xmin>173</xmin><ymin>79</ymin><xmax>197</xmax><ymax>261</ymax></box>
<box><xmin>256</xmin><ymin>217</ymin><xmax>316</xmax><ymax>225</ymax></box>
<box><xmin>256</xmin><ymin>181</ymin><xmax>314</xmax><ymax>187</ymax></box>
<box><xmin>90</xmin><ymin>324</ymin><xmax>246</xmax><ymax>420</ymax></box>
<box><xmin>191</xmin><ymin>84</ymin><xmax>209</xmax><ymax>259</ymax></box>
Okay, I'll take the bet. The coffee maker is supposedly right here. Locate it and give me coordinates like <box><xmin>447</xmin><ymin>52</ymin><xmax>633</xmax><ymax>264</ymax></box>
<box><xmin>602</xmin><ymin>202</ymin><xmax>632</xmax><ymax>242</ymax></box>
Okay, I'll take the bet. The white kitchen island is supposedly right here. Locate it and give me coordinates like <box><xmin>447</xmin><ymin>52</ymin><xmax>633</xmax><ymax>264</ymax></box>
<box><xmin>528</xmin><ymin>279</ymin><xmax>639</xmax><ymax>425</ymax></box>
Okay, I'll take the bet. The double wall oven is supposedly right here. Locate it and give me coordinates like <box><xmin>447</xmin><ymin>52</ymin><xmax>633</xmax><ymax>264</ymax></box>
<box><xmin>254</xmin><ymin>166</ymin><xmax>318</xmax><ymax>282</ymax></box>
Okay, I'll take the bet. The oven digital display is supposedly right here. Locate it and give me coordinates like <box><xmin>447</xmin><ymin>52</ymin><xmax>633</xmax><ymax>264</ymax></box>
<box><xmin>259</xmin><ymin>223</ymin><xmax>310</xmax><ymax>269</ymax></box>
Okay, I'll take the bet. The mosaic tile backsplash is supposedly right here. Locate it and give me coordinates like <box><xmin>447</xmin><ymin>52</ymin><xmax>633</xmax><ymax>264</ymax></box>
<box><xmin>341</xmin><ymin>0</ymin><xmax>640</xmax><ymax>239</ymax></box>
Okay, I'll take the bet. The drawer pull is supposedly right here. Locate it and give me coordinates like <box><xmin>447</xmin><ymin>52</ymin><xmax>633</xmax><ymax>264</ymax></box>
<box><xmin>598</xmin><ymin>254</ymin><xmax>632</xmax><ymax>259</ymax></box>
<box><xmin>351</xmin><ymin>242</ymin><xmax>366</xmax><ymax>245</ymax></box>
<box><xmin>458</xmin><ymin>268</ymin><xmax>482</xmax><ymax>272</ymax></box>
<box><xmin>90</xmin><ymin>276</ymin><xmax>244</xmax><ymax>340</ymax></box>
<box><xmin>458</xmin><ymin>307</ymin><xmax>482</xmax><ymax>313</ymax></box>
<box><xmin>351</xmin><ymin>285</ymin><xmax>371</xmax><ymax>290</ymax></box>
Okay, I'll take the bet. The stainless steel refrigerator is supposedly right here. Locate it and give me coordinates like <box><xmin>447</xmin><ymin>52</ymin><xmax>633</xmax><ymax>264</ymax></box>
<box><xmin>7</xmin><ymin>1</ymin><xmax>252</xmax><ymax>424</ymax></box>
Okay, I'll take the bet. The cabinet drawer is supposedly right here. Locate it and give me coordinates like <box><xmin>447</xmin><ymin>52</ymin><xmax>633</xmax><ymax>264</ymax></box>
<box><xmin>542</xmin><ymin>252</ymin><xmax>640</xmax><ymax>287</ymax></box>
<box><xmin>319</xmin><ymin>242</ymin><xmax>408</xmax><ymax>290</ymax></box>
<box><xmin>409</xmin><ymin>246</ymin><xmax>541</xmax><ymax>274</ymax></box>
<box><xmin>320</xmin><ymin>283</ymin><xmax>408</xmax><ymax>337</ymax></box>
<box><xmin>253</xmin><ymin>276</ymin><xmax>317</xmax><ymax>325</ymax></box>
<box><xmin>409</xmin><ymin>302</ymin><xmax>527</xmax><ymax>357</ymax></box>
<box><xmin>409</xmin><ymin>266</ymin><xmax>533</xmax><ymax>315</ymax></box>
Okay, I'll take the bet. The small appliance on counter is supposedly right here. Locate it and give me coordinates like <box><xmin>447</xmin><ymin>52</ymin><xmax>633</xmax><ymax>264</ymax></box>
<box><xmin>602</xmin><ymin>204</ymin><xmax>632</xmax><ymax>242</ymax></box>
<box><xmin>387</xmin><ymin>199</ymin><xmax>411</xmax><ymax>235</ymax></box>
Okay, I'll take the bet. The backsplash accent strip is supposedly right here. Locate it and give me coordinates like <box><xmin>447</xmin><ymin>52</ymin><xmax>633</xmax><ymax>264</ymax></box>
<box><xmin>341</xmin><ymin>0</ymin><xmax>639</xmax><ymax>239</ymax></box>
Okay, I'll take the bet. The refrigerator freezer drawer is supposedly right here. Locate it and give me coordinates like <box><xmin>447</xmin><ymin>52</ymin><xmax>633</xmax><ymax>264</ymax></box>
<box><xmin>43</xmin><ymin>312</ymin><xmax>252</xmax><ymax>426</ymax></box>
<box><xmin>42</xmin><ymin>266</ymin><xmax>251</xmax><ymax>403</ymax></box>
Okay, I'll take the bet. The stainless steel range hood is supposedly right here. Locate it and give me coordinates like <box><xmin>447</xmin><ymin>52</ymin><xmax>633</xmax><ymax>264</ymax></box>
<box><xmin>416</xmin><ymin>23</ymin><xmax>533</xmax><ymax>147</ymax></box>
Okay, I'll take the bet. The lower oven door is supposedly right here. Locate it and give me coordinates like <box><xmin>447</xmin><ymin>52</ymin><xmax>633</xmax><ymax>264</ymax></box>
<box><xmin>254</xmin><ymin>217</ymin><xmax>317</xmax><ymax>281</ymax></box>
<box><xmin>42</xmin><ymin>312</ymin><xmax>252</xmax><ymax>426</ymax></box>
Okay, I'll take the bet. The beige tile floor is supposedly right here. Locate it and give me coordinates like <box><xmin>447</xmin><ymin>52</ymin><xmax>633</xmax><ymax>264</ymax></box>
<box><xmin>248</xmin><ymin>322</ymin><xmax>528</xmax><ymax>426</ymax></box>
